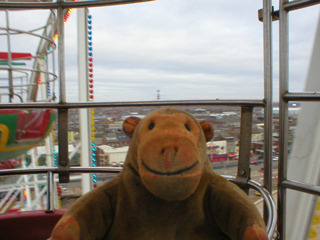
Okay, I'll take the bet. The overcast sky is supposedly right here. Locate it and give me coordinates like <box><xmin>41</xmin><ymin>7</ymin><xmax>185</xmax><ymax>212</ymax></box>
<box><xmin>1</xmin><ymin>1</ymin><xmax>319</xmax><ymax>103</ymax></box>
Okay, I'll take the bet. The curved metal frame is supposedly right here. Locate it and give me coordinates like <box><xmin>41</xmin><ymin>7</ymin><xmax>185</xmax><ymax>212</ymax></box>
<box><xmin>0</xmin><ymin>8</ymin><xmax>57</xmax><ymax>103</ymax></box>
<box><xmin>248</xmin><ymin>180</ymin><xmax>277</xmax><ymax>239</ymax></box>
<box><xmin>0</xmin><ymin>27</ymin><xmax>57</xmax><ymax>53</ymax></box>
<box><xmin>0</xmin><ymin>0</ymin><xmax>155</xmax><ymax>9</ymax></box>
<box><xmin>223</xmin><ymin>175</ymin><xmax>277</xmax><ymax>240</ymax></box>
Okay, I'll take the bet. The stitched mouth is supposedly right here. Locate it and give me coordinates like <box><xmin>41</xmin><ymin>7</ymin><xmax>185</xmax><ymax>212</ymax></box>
<box><xmin>141</xmin><ymin>160</ymin><xmax>199</xmax><ymax>176</ymax></box>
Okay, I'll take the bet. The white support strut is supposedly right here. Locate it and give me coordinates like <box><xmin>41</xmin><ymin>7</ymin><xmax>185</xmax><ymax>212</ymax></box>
<box><xmin>286</xmin><ymin>12</ymin><xmax>320</xmax><ymax>240</ymax></box>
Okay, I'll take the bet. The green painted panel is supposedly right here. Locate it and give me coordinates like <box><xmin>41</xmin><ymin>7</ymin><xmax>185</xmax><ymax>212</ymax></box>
<box><xmin>0</xmin><ymin>62</ymin><xmax>26</xmax><ymax>66</ymax></box>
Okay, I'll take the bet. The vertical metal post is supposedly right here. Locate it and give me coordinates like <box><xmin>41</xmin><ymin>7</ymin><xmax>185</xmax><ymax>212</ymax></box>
<box><xmin>58</xmin><ymin>108</ymin><xmax>69</xmax><ymax>183</ymax></box>
<box><xmin>236</xmin><ymin>106</ymin><xmax>253</xmax><ymax>194</ymax></box>
<box><xmin>30</xmin><ymin>149</ymin><xmax>40</xmax><ymax>209</ymax></box>
<box><xmin>262</xmin><ymin>0</ymin><xmax>273</xmax><ymax>224</ymax></box>
<box><xmin>278</xmin><ymin>0</ymin><xmax>289</xmax><ymax>238</ymax></box>
<box><xmin>78</xmin><ymin>8</ymin><xmax>92</xmax><ymax>194</ymax></box>
<box><xmin>46</xmin><ymin>171</ymin><xmax>55</xmax><ymax>212</ymax></box>
<box><xmin>5</xmin><ymin>9</ymin><xmax>13</xmax><ymax>102</ymax></box>
<box><xmin>51</xmin><ymin>10</ymin><xmax>57</xmax><ymax>101</ymax></box>
<box><xmin>57</xmin><ymin>5</ymin><xmax>70</xmax><ymax>183</ymax></box>
<box><xmin>263</xmin><ymin>0</ymin><xmax>273</xmax><ymax>195</ymax></box>
<box><xmin>58</xmin><ymin>7</ymin><xmax>66</xmax><ymax>105</ymax></box>
<box><xmin>40</xmin><ymin>59</ymin><xmax>54</xmax><ymax>167</ymax></box>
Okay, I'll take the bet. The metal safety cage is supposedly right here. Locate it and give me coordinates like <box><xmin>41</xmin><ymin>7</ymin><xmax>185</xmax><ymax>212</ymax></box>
<box><xmin>276</xmin><ymin>0</ymin><xmax>320</xmax><ymax>239</ymax></box>
<box><xmin>0</xmin><ymin>0</ymin><xmax>278</xmax><ymax>239</ymax></box>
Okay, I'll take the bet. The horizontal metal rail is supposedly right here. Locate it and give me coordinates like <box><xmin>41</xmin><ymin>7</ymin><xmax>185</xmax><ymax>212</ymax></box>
<box><xmin>284</xmin><ymin>0</ymin><xmax>320</xmax><ymax>11</ymax></box>
<box><xmin>283</xmin><ymin>92</ymin><xmax>320</xmax><ymax>101</ymax></box>
<box><xmin>3</xmin><ymin>0</ymin><xmax>318</xmax><ymax>12</ymax></box>
<box><xmin>280</xmin><ymin>180</ymin><xmax>320</xmax><ymax>196</ymax></box>
<box><xmin>0</xmin><ymin>166</ymin><xmax>122</xmax><ymax>176</ymax></box>
<box><xmin>0</xmin><ymin>99</ymin><xmax>265</xmax><ymax>109</ymax></box>
<box><xmin>0</xmin><ymin>0</ymin><xmax>155</xmax><ymax>9</ymax></box>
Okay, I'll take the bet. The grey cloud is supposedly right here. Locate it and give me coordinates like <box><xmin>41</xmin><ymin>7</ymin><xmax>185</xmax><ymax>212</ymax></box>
<box><xmin>1</xmin><ymin>1</ymin><xmax>317</xmax><ymax>103</ymax></box>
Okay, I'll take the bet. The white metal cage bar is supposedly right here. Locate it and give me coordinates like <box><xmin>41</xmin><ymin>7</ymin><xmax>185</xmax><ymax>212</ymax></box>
<box><xmin>277</xmin><ymin>0</ymin><xmax>320</xmax><ymax>239</ymax></box>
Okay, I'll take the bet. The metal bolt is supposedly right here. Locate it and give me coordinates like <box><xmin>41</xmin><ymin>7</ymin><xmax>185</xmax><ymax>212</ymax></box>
<box><xmin>239</xmin><ymin>170</ymin><xmax>245</xmax><ymax>175</ymax></box>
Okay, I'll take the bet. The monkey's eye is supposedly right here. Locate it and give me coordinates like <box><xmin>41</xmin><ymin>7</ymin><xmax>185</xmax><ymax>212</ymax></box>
<box><xmin>148</xmin><ymin>122</ymin><xmax>155</xmax><ymax>130</ymax></box>
<box><xmin>185</xmin><ymin>123</ymin><xmax>191</xmax><ymax>131</ymax></box>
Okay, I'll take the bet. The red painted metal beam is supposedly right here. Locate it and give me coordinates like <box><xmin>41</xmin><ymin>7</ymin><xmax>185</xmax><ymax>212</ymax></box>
<box><xmin>0</xmin><ymin>52</ymin><xmax>32</xmax><ymax>60</ymax></box>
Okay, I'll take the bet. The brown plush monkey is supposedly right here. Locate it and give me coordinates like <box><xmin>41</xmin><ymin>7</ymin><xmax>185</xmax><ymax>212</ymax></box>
<box><xmin>51</xmin><ymin>108</ymin><xmax>267</xmax><ymax>240</ymax></box>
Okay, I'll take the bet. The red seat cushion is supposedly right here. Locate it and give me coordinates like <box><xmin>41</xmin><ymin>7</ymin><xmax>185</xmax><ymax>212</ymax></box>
<box><xmin>0</xmin><ymin>209</ymin><xmax>66</xmax><ymax>240</ymax></box>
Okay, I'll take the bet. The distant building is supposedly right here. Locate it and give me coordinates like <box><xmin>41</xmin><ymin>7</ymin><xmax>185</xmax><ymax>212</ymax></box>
<box><xmin>97</xmin><ymin>145</ymin><xmax>128</xmax><ymax>167</ymax></box>
<box><xmin>252</xmin><ymin>132</ymin><xmax>264</xmax><ymax>142</ymax></box>
<box><xmin>252</xmin><ymin>142</ymin><xmax>264</xmax><ymax>155</ymax></box>
<box><xmin>68</xmin><ymin>131</ymin><xmax>79</xmax><ymax>143</ymax></box>
<box><xmin>120</xmin><ymin>115</ymin><xmax>145</xmax><ymax>121</ymax></box>
<box><xmin>206</xmin><ymin>141</ymin><xmax>228</xmax><ymax>162</ymax></box>
<box><xmin>102</xmin><ymin>133</ymin><xmax>131</xmax><ymax>147</ymax></box>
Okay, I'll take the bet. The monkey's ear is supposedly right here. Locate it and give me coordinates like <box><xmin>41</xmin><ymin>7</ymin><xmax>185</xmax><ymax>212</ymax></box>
<box><xmin>123</xmin><ymin>117</ymin><xmax>141</xmax><ymax>138</ymax></box>
<box><xmin>200</xmin><ymin>122</ymin><xmax>214</xmax><ymax>142</ymax></box>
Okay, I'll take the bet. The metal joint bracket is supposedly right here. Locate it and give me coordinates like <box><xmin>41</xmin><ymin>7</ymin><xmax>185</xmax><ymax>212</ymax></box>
<box><xmin>58</xmin><ymin>165</ymin><xmax>70</xmax><ymax>183</ymax></box>
<box><xmin>258</xmin><ymin>6</ymin><xmax>280</xmax><ymax>22</ymax></box>
<box><xmin>237</xmin><ymin>107</ymin><xmax>254</xmax><ymax>194</ymax></box>
<box><xmin>57</xmin><ymin>108</ymin><xmax>70</xmax><ymax>183</ymax></box>
<box><xmin>235</xmin><ymin>168</ymin><xmax>251</xmax><ymax>194</ymax></box>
